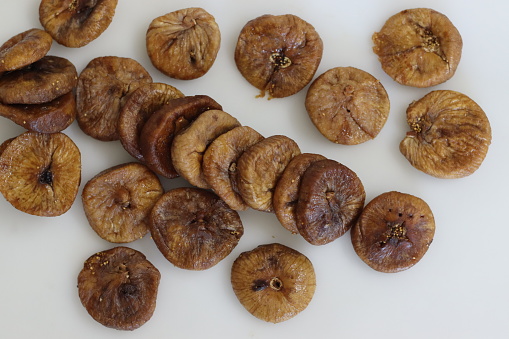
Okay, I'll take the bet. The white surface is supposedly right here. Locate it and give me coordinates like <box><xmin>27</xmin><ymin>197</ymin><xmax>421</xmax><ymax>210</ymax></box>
<box><xmin>0</xmin><ymin>1</ymin><xmax>508</xmax><ymax>338</ymax></box>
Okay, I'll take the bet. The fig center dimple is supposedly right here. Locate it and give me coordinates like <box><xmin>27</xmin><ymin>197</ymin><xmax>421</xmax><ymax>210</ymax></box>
<box><xmin>270</xmin><ymin>51</ymin><xmax>292</xmax><ymax>69</ymax></box>
<box><xmin>270</xmin><ymin>277</ymin><xmax>283</xmax><ymax>291</ymax></box>
<box><xmin>380</xmin><ymin>222</ymin><xmax>408</xmax><ymax>247</ymax></box>
<box><xmin>39</xmin><ymin>168</ymin><xmax>53</xmax><ymax>186</ymax></box>
<box><xmin>114</xmin><ymin>187</ymin><xmax>131</xmax><ymax>209</ymax></box>
<box><xmin>119</xmin><ymin>283</ymin><xmax>138</xmax><ymax>296</ymax></box>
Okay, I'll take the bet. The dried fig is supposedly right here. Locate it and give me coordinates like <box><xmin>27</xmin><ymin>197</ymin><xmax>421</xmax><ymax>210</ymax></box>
<box><xmin>296</xmin><ymin>159</ymin><xmax>365</xmax><ymax>245</ymax></box>
<box><xmin>372</xmin><ymin>8</ymin><xmax>463</xmax><ymax>87</ymax></box>
<box><xmin>400</xmin><ymin>90</ymin><xmax>492</xmax><ymax>178</ymax></box>
<box><xmin>149</xmin><ymin>187</ymin><xmax>243</xmax><ymax>270</ymax></box>
<box><xmin>273</xmin><ymin>153</ymin><xmax>327</xmax><ymax>234</ymax></box>
<box><xmin>171</xmin><ymin>109</ymin><xmax>241</xmax><ymax>188</ymax></box>
<box><xmin>0</xmin><ymin>55</ymin><xmax>78</xmax><ymax>104</ymax></box>
<box><xmin>351</xmin><ymin>191</ymin><xmax>435</xmax><ymax>273</ymax></box>
<box><xmin>146</xmin><ymin>7</ymin><xmax>221</xmax><ymax>80</ymax></box>
<box><xmin>305</xmin><ymin>67</ymin><xmax>390</xmax><ymax>145</ymax></box>
<box><xmin>39</xmin><ymin>0</ymin><xmax>119</xmax><ymax>48</ymax></box>
<box><xmin>118</xmin><ymin>82</ymin><xmax>184</xmax><ymax>161</ymax></box>
<box><xmin>82</xmin><ymin>162</ymin><xmax>164</xmax><ymax>243</ymax></box>
<box><xmin>202</xmin><ymin>126</ymin><xmax>264</xmax><ymax>211</ymax></box>
<box><xmin>139</xmin><ymin>95</ymin><xmax>222</xmax><ymax>178</ymax></box>
<box><xmin>231</xmin><ymin>243</ymin><xmax>316</xmax><ymax>323</ymax></box>
<box><xmin>0</xmin><ymin>131</ymin><xmax>81</xmax><ymax>216</ymax></box>
<box><xmin>236</xmin><ymin>135</ymin><xmax>301</xmax><ymax>212</ymax></box>
<box><xmin>76</xmin><ymin>56</ymin><xmax>152</xmax><ymax>141</ymax></box>
<box><xmin>234</xmin><ymin>14</ymin><xmax>323</xmax><ymax>98</ymax></box>
<box><xmin>77</xmin><ymin>246</ymin><xmax>160</xmax><ymax>330</ymax></box>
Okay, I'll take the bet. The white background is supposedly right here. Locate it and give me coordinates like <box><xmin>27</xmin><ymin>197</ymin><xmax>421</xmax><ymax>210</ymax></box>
<box><xmin>0</xmin><ymin>1</ymin><xmax>508</xmax><ymax>338</ymax></box>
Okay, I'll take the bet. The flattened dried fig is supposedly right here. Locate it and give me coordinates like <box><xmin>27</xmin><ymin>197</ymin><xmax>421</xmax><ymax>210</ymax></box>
<box><xmin>118</xmin><ymin>83</ymin><xmax>184</xmax><ymax>161</ymax></box>
<box><xmin>273</xmin><ymin>153</ymin><xmax>327</xmax><ymax>234</ymax></box>
<box><xmin>0</xmin><ymin>131</ymin><xmax>81</xmax><ymax>216</ymax></box>
<box><xmin>372</xmin><ymin>8</ymin><xmax>462</xmax><ymax>87</ymax></box>
<box><xmin>0</xmin><ymin>55</ymin><xmax>78</xmax><ymax>104</ymax></box>
<box><xmin>351</xmin><ymin>191</ymin><xmax>435</xmax><ymax>273</ymax></box>
<box><xmin>0</xmin><ymin>28</ymin><xmax>52</xmax><ymax>74</ymax></box>
<box><xmin>82</xmin><ymin>162</ymin><xmax>164</xmax><ymax>243</ymax></box>
<box><xmin>171</xmin><ymin>110</ymin><xmax>241</xmax><ymax>188</ymax></box>
<box><xmin>235</xmin><ymin>14</ymin><xmax>323</xmax><ymax>98</ymax></box>
<box><xmin>236</xmin><ymin>135</ymin><xmax>301</xmax><ymax>212</ymax></box>
<box><xmin>39</xmin><ymin>0</ymin><xmax>118</xmax><ymax>48</ymax></box>
<box><xmin>296</xmin><ymin>159</ymin><xmax>365</xmax><ymax>245</ymax></box>
<box><xmin>76</xmin><ymin>56</ymin><xmax>152</xmax><ymax>141</ymax></box>
<box><xmin>202</xmin><ymin>126</ymin><xmax>264</xmax><ymax>210</ymax></box>
<box><xmin>139</xmin><ymin>95</ymin><xmax>222</xmax><ymax>178</ymax></box>
<box><xmin>77</xmin><ymin>246</ymin><xmax>160</xmax><ymax>330</ymax></box>
<box><xmin>400</xmin><ymin>90</ymin><xmax>492</xmax><ymax>178</ymax></box>
<box><xmin>146</xmin><ymin>7</ymin><xmax>221</xmax><ymax>80</ymax></box>
<box><xmin>305</xmin><ymin>67</ymin><xmax>390</xmax><ymax>145</ymax></box>
<box><xmin>150</xmin><ymin>187</ymin><xmax>243</xmax><ymax>270</ymax></box>
<box><xmin>231</xmin><ymin>243</ymin><xmax>316</xmax><ymax>323</ymax></box>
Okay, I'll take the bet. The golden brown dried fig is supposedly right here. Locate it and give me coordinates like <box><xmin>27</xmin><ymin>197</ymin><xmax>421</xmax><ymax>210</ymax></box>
<box><xmin>150</xmin><ymin>187</ymin><xmax>243</xmax><ymax>270</ymax></box>
<box><xmin>39</xmin><ymin>0</ymin><xmax>118</xmax><ymax>48</ymax></box>
<box><xmin>0</xmin><ymin>131</ymin><xmax>81</xmax><ymax>216</ymax></box>
<box><xmin>372</xmin><ymin>8</ymin><xmax>462</xmax><ymax>87</ymax></box>
<box><xmin>400</xmin><ymin>90</ymin><xmax>492</xmax><ymax>178</ymax></box>
<box><xmin>171</xmin><ymin>110</ymin><xmax>241</xmax><ymax>188</ymax></box>
<box><xmin>231</xmin><ymin>243</ymin><xmax>316</xmax><ymax>323</ymax></box>
<box><xmin>146</xmin><ymin>7</ymin><xmax>221</xmax><ymax>80</ymax></box>
<box><xmin>82</xmin><ymin>162</ymin><xmax>164</xmax><ymax>243</ymax></box>
<box><xmin>235</xmin><ymin>14</ymin><xmax>323</xmax><ymax>98</ymax></box>
<box><xmin>77</xmin><ymin>246</ymin><xmax>160</xmax><ymax>330</ymax></box>
<box><xmin>351</xmin><ymin>191</ymin><xmax>435</xmax><ymax>273</ymax></box>
<box><xmin>305</xmin><ymin>67</ymin><xmax>390</xmax><ymax>145</ymax></box>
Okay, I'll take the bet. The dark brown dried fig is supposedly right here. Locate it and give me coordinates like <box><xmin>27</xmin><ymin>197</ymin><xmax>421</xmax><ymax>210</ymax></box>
<box><xmin>0</xmin><ymin>55</ymin><xmax>78</xmax><ymax>104</ymax></box>
<box><xmin>235</xmin><ymin>14</ymin><xmax>323</xmax><ymax>98</ymax></box>
<box><xmin>149</xmin><ymin>187</ymin><xmax>243</xmax><ymax>270</ymax></box>
<box><xmin>351</xmin><ymin>191</ymin><xmax>435</xmax><ymax>273</ymax></box>
<box><xmin>236</xmin><ymin>135</ymin><xmax>301</xmax><ymax>212</ymax></box>
<box><xmin>146</xmin><ymin>7</ymin><xmax>221</xmax><ymax>80</ymax></box>
<box><xmin>273</xmin><ymin>153</ymin><xmax>327</xmax><ymax>234</ymax></box>
<box><xmin>202</xmin><ymin>126</ymin><xmax>264</xmax><ymax>211</ymax></box>
<box><xmin>231</xmin><ymin>243</ymin><xmax>316</xmax><ymax>323</ymax></box>
<box><xmin>77</xmin><ymin>246</ymin><xmax>160</xmax><ymax>330</ymax></box>
<box><xmin>296</xmin><ymin>159</ymin><xmax>365</xmax><ymax>245</ymax></box>
<box><xmin>400</xmin><ymin>90</ymin><xmax>492</xmax><ymax>178</ymax></box>
<box><xmin>118</xmin><ymin>82</ymin><xmax>184</xmax><ymax>161</ymax></box>
<box><xmin>82</xmin><ymin>162</ymin><xmax>164</xmax><ymax>243</ymax></box>
<box><xmin>0</xmin><ymin>131</ymin><xmax>81</xmax><ymax>216</ymax></box>
<box><xmin>76</xmin><ymin>56</ymin><xmax>152</xmax><ymax>141</ymax></box>
<box><xmin>139</xmin><ymin>95</ymin><xmax>222</xmax><ymax>178</ymax></box>
<box><xmin>372</xmin><ymin>8</ymin><xmax>462</xmax><ymax>87</ymax></box>
<box><xmin>171</xmin><ymin>110</ymin><xmax>241</xmax><ymax>188</ymax></box>
<box><xmin>305</xmin><ymin>67</ymin><xmax>390</xmax><ymax>145</ymax></box>
<box><xmin>39</xmin><ymin>0</ymin><xmax>118</xmax><ymax>48</ymax></box>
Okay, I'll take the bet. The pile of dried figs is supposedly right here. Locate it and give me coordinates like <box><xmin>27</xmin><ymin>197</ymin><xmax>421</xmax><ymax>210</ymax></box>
<box><xmin>0</xmin><ymin>1</ymin><xmax>492</xmax><ymax>331</ymax></box>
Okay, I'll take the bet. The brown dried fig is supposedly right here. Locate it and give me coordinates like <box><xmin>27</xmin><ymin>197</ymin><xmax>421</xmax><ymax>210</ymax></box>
<box><xmin>236</xmin><ymin>135</ymin><xmax>301</xmax><ymax>212</ymax></box>
<box><xmin>149</xmin><ymin>187</ymin><xmax>243</xmax><ymax>271</ymax></box>
<box><xmin>0</xmin><ymin>55</ymin><xmax>78</xmax><ymax>104</ymax></box>
<box><xmin>231</xmin><ymin>243</ymin><xmax>316</xmax><ymax>323</ymax></box>
<box><xmin>76</xmin><ymin>56</ymin><xmax>152</xmax><ymax>141</ymax></box>
<box><xmin>0</xmin><ymin>131</ymin><xmax>81</xmax><ymax>216</ymax></box>
<box><xmin>202</xmin><ymin>126</ymin><xmax>264</xmax><ymax>211</ymax></box>
<box><xmin>146</xmin><ymin>7</ymin><xmax>221</xmax><ymax>80</ymax></box>
<box><xmin>235</xmin><ymin>14</ymin><xmax>323</xmax><ymax>98</ymax></box>
<box><xmin>39</xmin><ymin>0</ymin><xmax>118</xmax><ymax>48</ymax></box>
<box><xmin>400</xmin><ymin>90</ymin><xmax>492</xmax><ymax>178</ymax></box>
<box><xmin>296</xmin><ymin>159</ymin><xmax>365</xmax><ymax>245</ymax></box>
<box><xmin>139</xmin><ymin>95</ymin><xmax>222</xmax><ymax>178</ymax></box>
<box><xmin>77</xmin><ymin>246</ymin><xmax>160</xmax><ymax>330</ymax></box>
<box><xmin>351</xmin><ymin>191</ymin><xmax>435</xmax><ymax>273</ymax></box>
<box><xmin>171</xmin><ymin>110</ymin><xmax>241</xmax><ymax>188</ymax></box>
<box><xmin>82</xmin><ymin>162</ymin><xmax>164</xmax><ymax>243</ymax></box>
<box><xmin>305</xmin><ymin>67</ymin><xmax>390</xmax><ymax>145</ymax></box>
<box><xmin>118</xmin><ymin>82</ymin><xmax>184</xmax><ymax>161</ymax></box>
<box><xmin>372</xmin><ymin>8</ymin><xmax>462</xmax><ymax>87</ymax></box>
